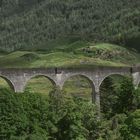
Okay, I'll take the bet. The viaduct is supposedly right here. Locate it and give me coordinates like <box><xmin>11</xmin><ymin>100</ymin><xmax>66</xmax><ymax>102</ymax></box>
<box><xmin>0</xmin><ymin>66</ymin><xmax>140</xmax><ymax>114</ymax></box>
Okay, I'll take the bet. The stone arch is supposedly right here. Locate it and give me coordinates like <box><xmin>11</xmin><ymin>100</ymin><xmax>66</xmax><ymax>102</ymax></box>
<box><xmin>23</xmin><ymin>74</ymin><xmax>57</xmax><ymax>92</ymax></box>
<box><xmin>99</xmin><ymin>73</ymin><xmax>127</xmax><ymax>88</ymax></box>
<box><xmin>62</xmin><ymin>74</ymin><xmax>96</xmax><ymax>102</ymax></box>
<box><xmin>62</xmin><ymin>74</ymin><xmax>95</xmax><ymax>88</ymax></box>
<box><xmin>0</xmin><ymin>75</ymin><xmax>15</xmax><ymax>91</ymax></box>
<box><xmin>99</xmin><ymin>73</ymin><xmax>127</xmax><ymax>115</ymax></box>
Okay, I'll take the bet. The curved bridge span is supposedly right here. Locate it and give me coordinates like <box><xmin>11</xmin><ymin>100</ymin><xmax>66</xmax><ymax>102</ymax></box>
<box><xmin>0</xmin><ymin>66</ymin><xmax>140</xmax><ymax>114</ymax></box>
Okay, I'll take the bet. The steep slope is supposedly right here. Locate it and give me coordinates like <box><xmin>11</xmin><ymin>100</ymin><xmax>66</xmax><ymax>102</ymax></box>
<box><xmin>0</xmin><ymin>0</ymin><xmax>139</xmax><ymax>52</ymax></box>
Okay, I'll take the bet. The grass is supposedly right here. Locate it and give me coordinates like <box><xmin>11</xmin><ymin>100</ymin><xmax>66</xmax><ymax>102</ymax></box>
<box><xmin>63</xmin><ymin>76</ymin><xmax>92</xmax><ymax>101</ymax></box>
<box><xmin>0</xmin><ymin>79</ymin><xmax>10</xmax><ymax>89</ymax></box>
<box><xmin>24</xmin><ymin>76</ymin><xmax>54</xmax><ymax>96</ymax></box>
<box><xmin>0</xmin><ymin>41</ymin><xmax>139</xmax><ymax>68</ymax></box>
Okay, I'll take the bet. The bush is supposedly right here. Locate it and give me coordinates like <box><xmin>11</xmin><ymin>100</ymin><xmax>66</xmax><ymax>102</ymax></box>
<box><xmin>0</xmin><ymin>88</ymin><xmax>99</xmax><ymax>140</ymax></box>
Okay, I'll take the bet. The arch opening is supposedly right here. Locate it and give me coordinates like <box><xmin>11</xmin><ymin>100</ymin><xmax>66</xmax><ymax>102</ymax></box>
<box><xmin>24</xmin><ymin>75</ymin><xmax>56</xmax><ymax>95</ymax></box>
<box><xmin>62</xmin><ymin>75</ymin><xmax>95</xmax><ymax>102</ymax></box>
<box><xmin>99</xmin><ymin>74</ymin><xmax>128</xmax><ymax>118</ymax></box>
<box><xmin>0</xmin><ymin>76</ymin><xmax>15</xmax><ymax>91</ymax></box>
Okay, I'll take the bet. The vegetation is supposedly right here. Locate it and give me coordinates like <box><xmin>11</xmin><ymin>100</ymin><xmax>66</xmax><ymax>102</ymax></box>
<box><xmin>0</xmin><ymin>42</ymin><xmax>139</xmax><ymax>68</ymax></box>
<box><xmin>0</xmin><ymin>0</ymin><xmax>140</xmax><ymax>139</ymax></box>
<box><xmin>0</xmin><ymin>0</ymin><xmax>139</xmax><ymax>68</ymax></box>
<box><xmin>0</xmin><ymin>76</ymin><xmax>140</xmax><ymax>140</ymax></box>
<box><xmin>0</xmin><ymin>0</ymin><xmax>139</xmax><ymax>52</ymax></box>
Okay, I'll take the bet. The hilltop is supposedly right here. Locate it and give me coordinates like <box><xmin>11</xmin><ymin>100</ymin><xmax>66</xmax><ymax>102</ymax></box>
<box><xmin>0</xmin><ymin>40</ymin><xmax>139</xmax><ymax>68</ymax></box>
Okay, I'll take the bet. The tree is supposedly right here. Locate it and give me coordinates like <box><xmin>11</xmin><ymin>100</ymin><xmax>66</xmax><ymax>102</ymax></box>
<box><xmin>114</xmin><ymin>77</ymin><xmax>135</xmax><ymax>114</ymax></box>
<box><xmin>120</xmin><ymin>109</ymin><xmax>140</xmax><ymax>140</ymax></box>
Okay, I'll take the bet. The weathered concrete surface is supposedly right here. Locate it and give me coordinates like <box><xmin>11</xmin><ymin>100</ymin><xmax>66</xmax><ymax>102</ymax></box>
<box><xmin>0</xmin><ymin>66</ymin><xmax>140</xmax><ymax>115</ymax></box>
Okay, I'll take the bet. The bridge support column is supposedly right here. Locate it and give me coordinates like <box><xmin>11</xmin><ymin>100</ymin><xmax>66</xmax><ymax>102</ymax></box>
<box><xmin>94</xmin><ymin>87</ymin><xmax>101</xmax><ymax>119</ymax></box>
<box><xmin>9</xmin><ymin>76</ymin><xmax>27</xmax><ymax>93</ymax></box>
<box><xmin>14</xmin><ymin>83</ymin><xmax>25</xmax><ymax>93</ymax></box>
<box><xmin>132</xmin><ymin>72</ymin><xmax>140</xmax><ymax>89</ymax></box>
<box><xmin>55</xmin><ymin>73</ymin><xmax>66</xmax><ymax>90</ymax></box>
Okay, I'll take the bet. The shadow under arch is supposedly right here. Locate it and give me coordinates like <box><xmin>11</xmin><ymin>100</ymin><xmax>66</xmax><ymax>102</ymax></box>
<box><xmin>24</xmin><ymin>74</ymin><xmax>56</xmax><ymax>94</ymax></box>
<box><xmin>99</xmin><ymin>73</ymin><xmax>127</xmax><ymax>88</ymax></box>
<box><xmin>99</xmin><ymin>74</ymin><xmax>127</xmax><ymax>116</ymax></box>
<box><xmin>0</xmin><ymin>75</ymin><xmax>15</xmax><ymax>91</ymax></box>
<box><xmin>62</xmin><ymin>74</ymin><xmax>95</xmax><ymax>102</ymax></box>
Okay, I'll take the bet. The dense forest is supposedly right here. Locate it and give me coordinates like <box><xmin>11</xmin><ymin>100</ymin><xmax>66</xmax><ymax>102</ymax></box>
<box><xmin>0</xmin><ymin>76</ymin><xmax>140</xmax><ymax>140</ymax></box>
<box><xmin>0</xmin><ymin>0</ymin><xmax>140</xmax><ymax>52</ymax></box>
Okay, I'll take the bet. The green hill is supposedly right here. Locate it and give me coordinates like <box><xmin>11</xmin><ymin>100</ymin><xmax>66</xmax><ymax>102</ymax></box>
<box><xmin>0</xmin><ymin>41</ymin><xmax>139</xmax><ymax>68</ymax></box>
<box><xmin>0</xmin><ymin>0</ymin><xmax>139</xmax><ymax>68</ymax></box>
<box><xmin>0</xmin><ymin>0</ymin><xmax>139</xmax><ymax>52</ymax></box>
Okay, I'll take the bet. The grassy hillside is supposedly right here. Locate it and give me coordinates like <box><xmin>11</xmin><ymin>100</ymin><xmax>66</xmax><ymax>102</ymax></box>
<box><xmin>0</xmin><ymin>41</ymin><xmax>139</xmax><ymax>68</ymax></box>
<box><xmin>0</xmin><ymin>0</ymin><xmax>139</xmax><ymax>52</ymax></box>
